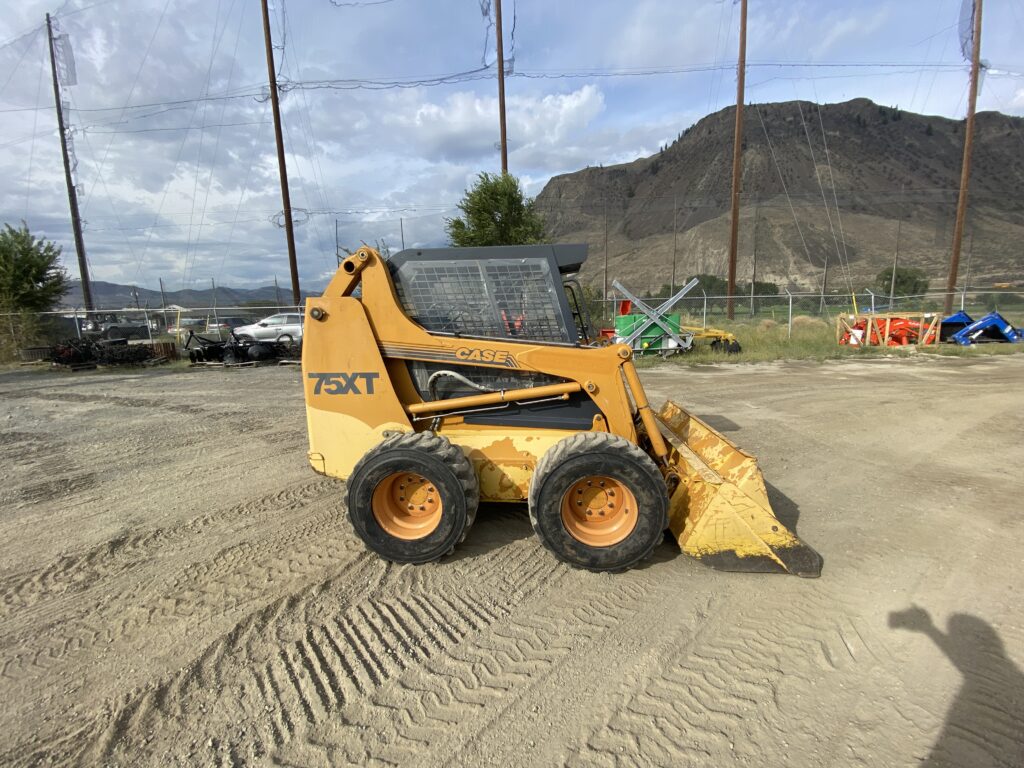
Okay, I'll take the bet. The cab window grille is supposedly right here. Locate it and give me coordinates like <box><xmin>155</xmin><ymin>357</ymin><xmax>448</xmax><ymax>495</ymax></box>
<box><xmin>392</xmin><ymin>258</ymin><xmax>571</xmax><ymax>343</ymax></box>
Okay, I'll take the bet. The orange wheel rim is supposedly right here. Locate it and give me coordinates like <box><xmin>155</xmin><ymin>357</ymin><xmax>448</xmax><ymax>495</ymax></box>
<box><xmin>560</xmin><ymin>475</ymin><xmax>638</xmax><ymax>547</ymax></box>
<box><xmin>371</xmin><ymin>472</ymin><xmax>443</xmax><ymax>540</ymax></box>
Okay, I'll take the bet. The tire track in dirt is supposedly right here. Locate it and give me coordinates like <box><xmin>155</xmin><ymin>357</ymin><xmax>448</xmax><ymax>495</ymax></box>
<box><xmin>0</xmin><ymin>471</ymin><xmax>97</xmax><ymax>506</ymax></box>
<box><xmin>0</xmin><ymin>486</ymin><xmax>352</xmax><ymax>692</ymax></box>
<box><xmin>0</xmin><ymin>429</ymin><xmax>70</xmax><ymax>468</ymax></box>
<box><xmin>271</xmin><ymin>574</ymin><xmax>653</xmax><ymax>767</ymax></box>
<box><xmin>0</xmin><ymin>389</ymin><xmax>290</xmax><ymax>441</ymax></box>
<box><xmin>560</xmin><ymin>581</ymin><xmax>897</xmax><ymax>768</ymax></box>
<box><xmin>74</xmin><ymin>540</ymin><xmax>569</xmax><ymax>766</ymax></box>
<box><xmin>0</xmin><ymin>478</ymin><xmax>338</xmax><ymax>620</ymax></box>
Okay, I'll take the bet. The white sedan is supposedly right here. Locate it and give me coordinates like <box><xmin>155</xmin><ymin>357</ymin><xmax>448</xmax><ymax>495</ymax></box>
<box><xmin>233</xmin><ymin>312</ymin><xmax>304</xmax><ymax>343</ymax></box>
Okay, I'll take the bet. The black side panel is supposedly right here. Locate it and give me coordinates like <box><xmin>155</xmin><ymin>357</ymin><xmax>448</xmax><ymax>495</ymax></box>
<box><xmin>462</xmin><ymin>390</ymin><xmax>602</xmax><ymax>430</ymax></box>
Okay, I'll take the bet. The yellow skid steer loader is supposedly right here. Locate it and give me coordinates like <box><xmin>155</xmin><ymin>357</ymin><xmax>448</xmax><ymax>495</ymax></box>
<box><xmin>302</xmin><ymin>244</ymin><xmax>821</xmax><ymax>576</ymax></box>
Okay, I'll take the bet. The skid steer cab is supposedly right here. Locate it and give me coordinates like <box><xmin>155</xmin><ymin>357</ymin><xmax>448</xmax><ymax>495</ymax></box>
<box><xmin>302</xmin><ymin>244</ymin><xmax>821</xmax><ymax>576</ymax></box>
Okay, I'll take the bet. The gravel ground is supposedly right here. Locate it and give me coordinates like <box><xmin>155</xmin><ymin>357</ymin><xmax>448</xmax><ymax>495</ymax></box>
<box><xmin>1</xmin><ymin>355</ymin><xmax>1022</xmax><ymax>767</ymax></box>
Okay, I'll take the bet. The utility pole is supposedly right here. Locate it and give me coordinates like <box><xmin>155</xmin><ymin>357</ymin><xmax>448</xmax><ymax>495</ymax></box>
<box><xmin>274</xmin><ymin>275</ymin><xmax>283</xmax><ymax>309</ymax></box>
<box><xmin>46</xmin><ymin>13</ymin><xmax>92</xmax><ymax>312</ymax></box>
<box><xmin>260</xmin><ymin>0</ymin><xmax>301</xmax><ymax>306</ymax></box>
<box><xmin>963</xmin><ymin>230</ymin><xmax>974</xmax><ymax>294</ymax></box>
<box><xmin>335</xmin><ymin>219</ymin><xmax>340</xmax><ymax>265</ymax></box>
<box><xmin>750</xmin><ymin>203</ymin><xmax>758</xmax><ymax>317</ymax></box>
<box><xmin>210</xmin><ymin>277</ymin><xmax>221</xmax><ymax>334</ymax></box>
<box><xmin>890</xmin><ymin>184</ymin><xmax>904</xmax><ymax>308</ymax></box>
<box><xmin>944</xmin><ymin>0</ymin><xmax>983</xmax><ymax>315</ymax></box>
<box><xmin>495</xmin><ymin>0</ymin><xmax>509</xmax><ymax>173</ymax></box>
<box><xmin>158</xmin><ymin>277</ymin><xmax>168</xmax><ymax>328</ymax></box>
<box><xmin>820</xmin><ymin>253</ymin><xmax>829</xmax><ymax>315</ymax></box>
<box><xmin>671</xmin><ymin>194</ymin><xmax>678</xmax><ymax>295</ymax></box>
<box><xmin>400</xmin><ymin>217</ymin><xmax>406</xmax><ymax>250</ymax></box>
<box><xmin>726</xmin><ymin>0</ymin><xmax>748</xmax><ymax>320</ymax></box>
<box><xmin>603</xmin><ymin>199</ymin><xmax>609</xmax><ymax>304</ymax></box>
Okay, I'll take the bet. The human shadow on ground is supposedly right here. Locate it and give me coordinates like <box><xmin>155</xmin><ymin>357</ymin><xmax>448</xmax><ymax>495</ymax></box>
<box><xmin>889</xmin><ymin>606</ymin><xmax>1024</xmax><ymax>768</ymax></box>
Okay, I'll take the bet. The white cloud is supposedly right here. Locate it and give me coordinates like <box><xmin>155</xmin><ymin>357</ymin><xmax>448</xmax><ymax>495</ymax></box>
<box><xmin>3</xmin><ymin>0</ymin><xmax>1021</xmax><ymax>292</ymax></box>
<box><xmin>809</xmin><ymin>8</ymin><xmax>890</xmax><ymax>60</ymax></box>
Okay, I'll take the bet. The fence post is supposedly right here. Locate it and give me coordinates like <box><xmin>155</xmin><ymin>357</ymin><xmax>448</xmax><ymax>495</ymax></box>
<box><xmin>786</xmin><ymin>290</ymin><xmax>793</xmax><ymax>339</ymax></box>
<box><xmin>866</xmin><ymin>289</ymin><xmax>875</xmax><ymax>314</ymax></box>
<box><xmin>73</xmin><ymin>307</ymin><xmax>81</xmax><ymax>339</ymax></box>
<box><xmin>701</xmin><ymin>291</ymin><xmax>707</xmax><ymax>329</ymax></box>
<box><xmin>960</xmin><ymin>288</ymin><xmax>966</xmax><ymax>312</ymax></box>
<box><xmin>144</xmin><ymin>309</ymin><xmax>153</xmax><ymax>344</ymax></box>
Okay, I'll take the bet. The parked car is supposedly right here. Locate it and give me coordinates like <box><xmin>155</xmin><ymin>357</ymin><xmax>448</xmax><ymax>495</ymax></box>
<box><xmin>82</xmin><ymin>313</ymin><xmax>150</xmax><ymax>340</ymax></box>
<box><xmin>205</xmin><ymin>316</ymin><xmax>251</xmax><ymax>334</ymax></box>
<box><xmin>233</xmin><ymin>312</ymin><xmax>304</xmax><ymax>342</ymax></box>
<box><xmin>167</xmin><ymin>317</ymin><xmax>207</xmax><ymax>336</ymax></box>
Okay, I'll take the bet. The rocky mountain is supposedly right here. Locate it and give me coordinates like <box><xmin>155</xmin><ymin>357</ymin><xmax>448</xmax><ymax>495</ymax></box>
<box><xmin>535</xmin><ymin>98</ymin><xmax>1024</xmax><ymax>294</ymax></box>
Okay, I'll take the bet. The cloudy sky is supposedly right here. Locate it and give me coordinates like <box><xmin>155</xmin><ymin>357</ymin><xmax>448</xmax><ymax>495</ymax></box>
<box><xmin>1</xmin><ymin>0</ymin><xmax>1021</xmax><ymax>295</ymax></box>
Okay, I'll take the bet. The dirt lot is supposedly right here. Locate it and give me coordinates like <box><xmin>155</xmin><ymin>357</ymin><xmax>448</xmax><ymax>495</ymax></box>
<box><xmin>1</xmin><ymin>355</ymin><xmax>1022</xmax><ymax>767</ymax></box>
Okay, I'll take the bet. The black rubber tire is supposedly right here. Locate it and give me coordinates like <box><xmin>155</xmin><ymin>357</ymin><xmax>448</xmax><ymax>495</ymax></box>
<box><xmin>347</xmin><ymin>432</ymin><xmax>479</xmax><ymax>564</ymax></box>
<box><xmin>278</xmin><ymin>334</ymin><xmax>293</xmax><ymax>344</ymax></box>
<box><xmin>247</xmin><ymin>343</ymin><xmax>273</xmax><ymax>361</ymax></box>
<box><xmin>528</xmin><ymin>432</ymin><xmax>668</xmax><ymax>572</ymax></box>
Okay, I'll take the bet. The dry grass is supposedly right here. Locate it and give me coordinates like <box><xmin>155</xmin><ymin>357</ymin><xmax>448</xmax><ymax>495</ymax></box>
<box><xmin>634</xmin><ymin>314</ymin><xmax>1024</xmax><ymax>367</ymax></box>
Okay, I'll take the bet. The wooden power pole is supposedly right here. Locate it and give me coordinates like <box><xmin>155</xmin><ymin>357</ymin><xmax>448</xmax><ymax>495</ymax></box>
<box><xmin>726</xmin><ymin>0</ymin><xmax>748</xmax><ymax>320</ymax></box>
<box><xmin>46</xmin><ymin>14</ymin><xmax>93</xmax><ymax>311</ymax></box>
<box><xmin>944</xmin><ymin>0</ymin><xmax>983</xmax><ymax>315</ymax></box>
<box><xmin>260</xmin><ymin>0</ymin><xmax>301</xmax><ymax>306</ymax></box>
<box><xmin>495</xmin><ymin>0</ymin><xmax>509</xmax><ymax>173</ymax></box>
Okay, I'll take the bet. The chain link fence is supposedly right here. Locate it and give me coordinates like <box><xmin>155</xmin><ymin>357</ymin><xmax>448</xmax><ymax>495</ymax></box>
<box><xmin>3</xmin><ymin>288</ymin><xmax>1021</xmax><ymax>363</ymax></box>
<box><xmin>589</xmin><ymin>288</ymin><xmax>1023</xmax><ymax>337</ymax></box>
<box><xmin>0</xmin><ymin>304</ymin><xmax>304</xmax><ymax>362</ymax></box>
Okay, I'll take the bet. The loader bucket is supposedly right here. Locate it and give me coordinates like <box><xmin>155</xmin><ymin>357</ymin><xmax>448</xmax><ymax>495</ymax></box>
<box><xmin>656</xmin><ymin>401</ymin><xmax>822</xmax><ymax>577</ymax></box>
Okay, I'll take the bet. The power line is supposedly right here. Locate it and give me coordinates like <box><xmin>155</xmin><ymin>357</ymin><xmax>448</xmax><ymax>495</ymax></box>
<box><xmin>184</xmin><ymin>0</ymin><xmax>249</xmax><ymax>287</ymax></box>
<box><xmin>327</xmin><ymin>0</ymin><xmax>395</xmax><ymax>6</ymax></box>
<box><xmin>24</xmin><ymin>34</ymin><xmax>46</xmax><ymax>220</ymax></box>
<box><xmin>54</xmin><ymin>0</ymin><xmax>119</xmax><ymax>18</ymax></box>
<box><xmin>753</xmin><ymin>103</ymin><xmax>821</xmax><ymax>289</ymax></box>
<box><xmin>80</xmin><ymin>0</ymin><xmax>173</xmax><ymax>217</ymax></box>
<box><xmin>183</xmin><ymin>0</ymin><xmax>234</xmax><ymax>290</ymax></box>
<box><xmin>216</xmin><ymin>103</ymin><xmax>270</xmax><ymax>284</ymax></box>
<box><xmin>0</xmin><ymin>59</ymin><xmax>999</xmax><ymax>114</ymax></box>
<box><xmin>0</xmin><ymin>26</ymin><xmax>41</xmax><ymax>97</ymax></box>
<box><xmin>87</xmin><ymin>120</ymin><xmax>271</xmax><ymax>134</ymax></box>
<box><xmin>280</xmin><ymin>0</ymin><xmax>334</xmax><ymax>253</ymax></box>
<box><xmin>0</xmin><ymin>22</ymin><xmax>43</xmax><ymax>52</ymax></box>
<box><xmin>0</xmin><ymin>86</ymin><xmax>265</xmax><ymax>114</ymax></box>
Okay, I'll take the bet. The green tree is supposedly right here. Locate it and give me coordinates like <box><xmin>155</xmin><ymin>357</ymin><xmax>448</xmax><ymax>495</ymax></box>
<box><xmin>0</xmin><ymin>223</ymin><xmax>68</xmax><ymax>312</ymax></box>
<box><xmin>0</xmin><ymin>223</ymin><xmax>70</xmax><ymax>357</ymax></box>
<box><xmin>686</xmin><ymin>273</ymin><xmax>729</xmax><ymax>295</ymax></box>
<box><xmin>876</xmin><ymin>266</ymin><xmax>929</xmax><ymax>297</ymax></box>
<box><xmin>445</xmin><ymin>172</ymin><xmax>546</xmax><ymax>247</ymax></box>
